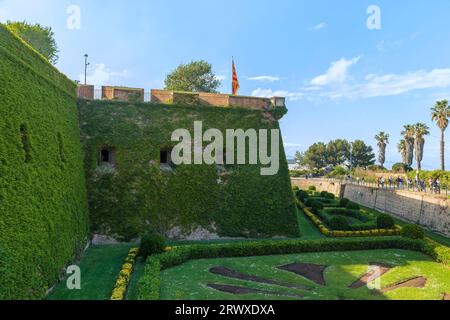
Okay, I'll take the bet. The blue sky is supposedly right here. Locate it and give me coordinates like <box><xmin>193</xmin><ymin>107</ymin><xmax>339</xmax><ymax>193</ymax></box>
<box><xmin>2</xmin><ymin>0</ymin><xmax>450</xmax><ymax>170</ymax></box>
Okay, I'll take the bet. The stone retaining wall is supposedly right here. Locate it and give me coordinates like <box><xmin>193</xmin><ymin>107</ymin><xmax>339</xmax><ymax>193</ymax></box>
<box><xmin>292</xmin><ymin>178</ymin><xmax>450</xmax><ymax>236</ymax></box>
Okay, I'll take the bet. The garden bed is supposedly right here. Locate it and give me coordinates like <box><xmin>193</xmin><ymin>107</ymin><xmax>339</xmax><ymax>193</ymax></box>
<box><xmin>136</xmin><ymin>236</ymin><xmax>449</xmax><ymax>300</ymax></box>
<box><xmin>157</xmin><ymin>249</ymin><xmax>450</xmax><ymax>300</ymax></box>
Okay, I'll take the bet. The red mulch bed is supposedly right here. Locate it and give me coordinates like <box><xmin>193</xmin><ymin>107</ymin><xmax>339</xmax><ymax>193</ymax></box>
<box><xmin>209</xmin><ymin>266</ymin><xmax>311</xmax><ymax>291</ymax></box>
<box><xmin>380</xmin><ymin>277</ymin><xmax>427</xmax><ymax>293</ymax></box>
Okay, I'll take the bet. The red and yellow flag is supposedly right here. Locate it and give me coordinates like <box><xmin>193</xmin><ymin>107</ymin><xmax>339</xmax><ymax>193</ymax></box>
<box><xmin>232</xmin><ymin>59</ymin><xmax>240</xmax><ymax>95</ymax></box>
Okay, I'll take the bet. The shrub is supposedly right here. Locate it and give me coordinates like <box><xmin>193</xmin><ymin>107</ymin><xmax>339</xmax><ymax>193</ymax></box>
<box><xmin>320</xmin><ymin>191</ymin><xmax>335</xmax><ymax>200</ymax></box>
<box><xmin>308</xmin><ymin>186</ymin><xmax>317</xmax><ymax>191</ymax></box>
<box><xmin>140</xmin><ymin>232</ymin><xmax>166</xmax><ymax>259</ymax></box>
<box><xmin>339</xmin><ymin>198</ymin><xmax>350</xmax><ymax>207</ymax></box>
<box><xmin>422</xmin><ymin>238</ymin><xmax>450</xmax><ymax>265</ymax></box>
<box><xmin>346</xmin><ymin>202</ymin><xmax>360</xmax><ymax>210</ymax></box>
<box><xmin>367</xmin><ymin>164</ymin><xmax>387</xmax><ymax>172</ymax></box>
<box><xmin>326</xmin><ymin>166</ymin><xmax>348</xmax><ymax>178</ymax></box>
<box><xmin>296</xmin><ymin>190</ymin><xmax>309</xmax><ymax>202</ymax></box>
<box><xmin>292</xmin><ymin>186</ymin><xmax>299</xmax><ymax>192</ymax></box>
<box><xmin>311</xmin><ymin>201</ymin><xmax>324</xmax><ymax>214</ymax></box>
<box><xmin>392</xmin><ymin>163</ymin><xmax>413</xmax><ymax>173</ymax></box>
<box><xmin>377</xmin><ymin>214</ymin><xmax>395</xmax><ymax>229</ymax></box>
<box><xmin>401</xmin><ymin>224</ymin><xmax>424</xmax><ymax>240</ymax></box>
<box><xmin>328</xmin><ymin>216</ymin><xmax>350</xmax><ymax>230</ymax></box>
<box><xmin>111</xmin><ymin>248</ymin><xmax>139</xmax><ymax>300</ymax></box>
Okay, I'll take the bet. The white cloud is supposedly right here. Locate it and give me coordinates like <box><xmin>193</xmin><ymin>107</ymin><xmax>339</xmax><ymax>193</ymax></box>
<box><xmin>376</xmin><ymin>41</ymin><xmax>386</xmax><ymax>53</ymax></box>
<box><xmin>345</xmin><ymin>68</ymin><xmax>450</xmax><ymax>99</ymax></box>
<box><xmin>78</xmin><ymin>63</ymin><xmax>129</xmax><ymax>86</ymax></box>
<box><xmin>284</xmin><ymin>142</ymin><xmax>303</xmax><ymax>148</ymax></box>
<box><xmin>247</xmin><ymin>75</ymin><xmax>280</xmax><ymax>82</ymax></box>
<box><xmin>311</xmin><ymin>56</ymin><xmax>361</xmax><ymax>86</ymax></box>
<box><xmin>313</xmin><ymin>68</ymin><xmax>450</xmax><ymax>100</ymax></box>
<box><xmin>253</xmin><ymin>56</ymin><xmax>450</xmax><ymax>102</ymax></box>
<box><xmin>215</xmin><ymin>75</ymin><xmax>226</xmax><ymax>81</ymax></box>
<box><xmin>251</xmin><ymin>88</ymin><xmax>304</xmax><ymax>101</ymax></box>
<box><xmin>311</xmin><ymin>22</ymin><xmax>327</xmax><ymax>31</ymax></box>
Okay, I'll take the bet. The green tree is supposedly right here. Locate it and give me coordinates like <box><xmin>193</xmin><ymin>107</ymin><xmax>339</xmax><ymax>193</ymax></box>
<box><xmin>303</xmin><ymin>143</ymin><xmax>328</xmax><ymax>169</ymax></box>
<box><xmin>398</xmin><ymin>139</ymin><xmax>408</xmax><ymax>165</ymax></box>
<box><xmin>413</xmin><ymin>123</ymin><xmax>430</xmax><ymax>171</ymax></box>
<box><xmin>374</xmin><ymin>132</ymin><xmax>389</xmax><ymax>168</ymax></box>
<box><xmin>350</xmin><ymin>140</ymin><xmax>375</xmax><ymax>169</ymax></box>
<box><xmin>431</xmin><ymin>100</ymin><xmax>450</xmax><ymax>171</ymax></box>
<box><xmin>6</xmin><ymin>21</ymin><xmax>59</xmax><ymax>64</ymax></box>
<box><xmin>326</xmin><ymin>139</ymin><xmax>351</xmax><ymax>166</ymax></box>
<box><xmin>164</xmin><ymin>60</ymin><xmax>221</xmax><ymax>93</ymax></box>
<box><xmin>294</xmin><ymin>151</ymin><xmax>305</xmax><ymax>166</ymax></box>
<box><xmin>401</xmin><ymin>125</ymin><xmax>415</xmax><ymax>166</ymax></box>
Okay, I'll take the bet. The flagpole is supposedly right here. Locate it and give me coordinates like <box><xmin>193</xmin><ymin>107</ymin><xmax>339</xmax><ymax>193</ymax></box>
<box><xmin>231</xmin><ymin>56</ymin><xmax>234</xmax><ymax>95</ymax></box>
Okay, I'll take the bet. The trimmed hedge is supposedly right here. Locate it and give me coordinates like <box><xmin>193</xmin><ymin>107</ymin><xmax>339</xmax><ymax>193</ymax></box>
<box><xmin>401</xmin><ymin>224</ymin><xmax>425</xmax><ymax>240</ymax></box>
<box><xmin>303</xmin><ymin>208</ymin><xmax>401</xmax><ymax>238</ymax></box>
<box><xmin>0</xmin><ymin>25</ymin><xmax>88</xmax><ymax>299</ymax></box>
<box><xmin>377</xmin><ymin>214</ymin><xmax>395</xmax><ymax>229</ymax></box>
<box><xmin>137</xmin><ymin>237</ymin><xmax>428</xmax><ymax>300</ymax></box>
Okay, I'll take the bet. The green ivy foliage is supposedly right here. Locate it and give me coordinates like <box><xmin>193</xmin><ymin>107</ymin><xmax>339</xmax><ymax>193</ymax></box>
<box><xmin>0</xmin><ymin>25</ymin><xmax>89</xmax><ymax>299</ymax></box>
<box><xmin>78</xmin><ymin>99</ymin><xmax>298</xmax><ymax>240</ymax></box>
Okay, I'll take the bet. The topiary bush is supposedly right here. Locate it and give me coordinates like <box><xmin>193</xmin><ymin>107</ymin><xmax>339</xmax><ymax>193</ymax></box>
<box><xmin>346</xmin><ymin>202</ymin><xmax>360</xmax><ymax>210</ymax></box>
<box><xmin>140</xmin><ymin>232</ymin><xmax>166</xmax><ymax>259</ymax></box>
<box><xmin>296</xmin><ymin>190</ymin><xmax>309</xmax><ymax>202</ymax></box>
<box><xmin>401</xmin><ymin>224</ymin><xmax>424</xmax><ymax>240</ymax></box>
<box><xmin>376</xmin><ymin>214</ymin><xmax>395</xmax><ymax>229</ymax></box>
<box><xmin>392</xmin><ymin>163</ymin><xmax>413</xmax><ymax>173</ymax></box>
<box><xmin>311</xmin><ymin>201</ymin><xmax>324</xmax><ymax>214</ymax></box>
<box><xmin>304</xmin><ymin>198</ymin><xmax>314</xmax><ymax>207</ymax></box>
<box><xmin>328</xmin><ymin>216</ymin><xmax>350</xmax><ymax>231</ymax></box>
<box><xmin>339</xmin><ymin>198</ymin><xmax>350</xmax><ymax>207</ymax></box>
<box><xmin>320</xmin><ymin>191</ymin><xmax>335</xmax><ymax>200</ymax></box>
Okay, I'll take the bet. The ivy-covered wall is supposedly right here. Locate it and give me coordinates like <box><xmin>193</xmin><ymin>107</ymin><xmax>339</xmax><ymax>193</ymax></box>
<box><xmin>78</xmin><ymin>99</ymin><xmax>298</xmax><ymax>241</ymax></box>
<box><xmin>0</xmin><ymin>25</ymin><xmax>89</xmax><ymax>299</ymax></box>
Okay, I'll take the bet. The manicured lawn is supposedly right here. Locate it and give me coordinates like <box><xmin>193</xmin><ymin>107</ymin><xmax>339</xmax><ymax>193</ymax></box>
<box><xmin>296</xmin><ymin>207</ymin><xmax>325</xmax><ymax>239</ymax></box>
<box><xmin>47</xmin><ymin>244</ymin><xmax>132</xmax><ymax>300</ymax></box>
<box><xmin>160</xmin><ymin>249</ymin><xmax>450</xmax><ymax>300</ymax></box>
<box><xmin>126</xmin><ymin>256</ymin><xmax>146</xmax><ymax>300</ymax></box>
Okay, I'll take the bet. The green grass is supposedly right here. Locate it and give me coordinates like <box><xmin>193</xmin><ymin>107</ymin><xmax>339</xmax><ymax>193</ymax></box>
<box><xmin>296</xmin><ymin>207</ymin><xmax>325</xmax><ymax>239</ymax></box>
<box><xmin>160</xmin><ymin>249</ymin><xmax>450</xmax><ymax>300</ymax></box>
<box><xmin>47</xmin><ymin>244</ymin><xmax>132</xmax><ymax>300</ymax></box>
<box><xmin>126</xmin><ymin>256</ymin><xmax>146</xmax><ymax>300</ymax></box>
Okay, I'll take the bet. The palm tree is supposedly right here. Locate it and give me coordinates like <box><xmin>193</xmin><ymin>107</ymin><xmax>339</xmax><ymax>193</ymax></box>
<box><xmin>401</xmin><ymin>125</ymin><xmax>415</xmax><ymax>166</ymax></box>
<box><xmin>431</xmin><ymin>100</ymin><xmax>450</xmax><ymax>171</ymax></box>
<box><xmin>413</xmin><ymin>123</ymin><xmax>430</xmax><ymax>171</ymax></box>
<box><xmin>398</xmin><ymin>139</ymin><xmax>408</xmax><ymax>165</ymax></box>
<box><xmin>375</xmin><ymin>132</ymin><xmax>389</xmax><ymax>168</ymax></box>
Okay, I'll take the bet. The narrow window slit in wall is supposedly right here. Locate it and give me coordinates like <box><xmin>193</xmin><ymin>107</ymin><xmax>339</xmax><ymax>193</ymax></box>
<box><xmin>57</xmin><ymin>133</ymin><xmax>66</xmax><ymax>163</ymax></box>
<box><xmin>20</xmin><ymin>124</ymin><xmax>32</xmax><ymax>163</ymax></box>
<box><xmin>160</xmin><ymin>148</ymin><xmax>174</xmax><ymax>171</ymax></box>
<box><xmin>99</xmin><ymin>147</ymin><xmax>116</xmax><ymax>167</ymax></box>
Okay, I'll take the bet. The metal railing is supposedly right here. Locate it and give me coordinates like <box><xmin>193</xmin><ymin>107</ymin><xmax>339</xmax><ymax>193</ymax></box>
<box><xmin>293</xmin><ymin>177</ymin><xmax>450</xmax><ymax>196</ymax></box>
